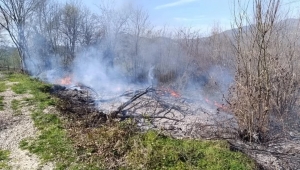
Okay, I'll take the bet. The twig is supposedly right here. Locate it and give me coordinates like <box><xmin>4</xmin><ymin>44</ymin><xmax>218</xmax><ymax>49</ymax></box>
<box><xmin>117</xmin><ymin>87</ymin><xmax>155</xmax><ymax>112</ymax></box>
<box><xmin>116</xmin><ymin>114</ymin><xmax>183</xmax><ymax>122</ymax></box>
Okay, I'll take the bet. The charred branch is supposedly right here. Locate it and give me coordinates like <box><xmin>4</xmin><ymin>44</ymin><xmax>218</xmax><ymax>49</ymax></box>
<box><xmin>116</xmin><ymin>114</ymin><xmax>182</xmax><ymax>122</ymax></box>
<box><xmin>51</xmin><ymin>85</ymin><xmax>185</xmax><ymax>126</ymax></box>
<box><xmin>118</xmin><ymin>87</ymin><xmax>155</xmax><ymax>111</ymax></box>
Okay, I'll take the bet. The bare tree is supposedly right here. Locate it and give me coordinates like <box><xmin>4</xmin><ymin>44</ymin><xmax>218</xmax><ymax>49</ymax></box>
<box><xmin>175</xmin><ymin>28</ymin><xmax>203</xmax><ymax>89</ymax></box>
<box><xmin>59</xmin><ymin>1</ymin><xmax>84</xmax><ymax>66</ymax></box>
<box><xmin>206</xmin><ymin>22</ymin><xmax>233</xmax><ymax>69</ymax></box>
<box><xmin>0</xmin><ymin>0</ymin><xmax>45</xmax><ymax>72</ymax></box>
<box><xmin>128</xmin><ymin>6</ymin><xmax>151</xmax><ymax>81</ymax></box>
<box><xmin>35</xmin><ymin>0</ymin><xmax>61</xmax><ymax>56</ymax></box>
<box><xmin>79</xmin><ymin>8</ymin><xmax>103</xmax><ymax>47</ymax></box>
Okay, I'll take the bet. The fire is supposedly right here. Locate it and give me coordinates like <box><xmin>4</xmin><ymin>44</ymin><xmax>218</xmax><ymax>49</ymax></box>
<box><xmin>169</xmin><ymin>89</ymin><xmax>180</xmax><ymax>98</ymax></box>
<box><xmin>159</xmin><ymin>87</ymin><xmax>181</xmax><ymax>98</ymax></box>
<box><xmin>58</xmin><ymin>75</ymin><xmax>73</xmax><ymax>86</ymax></box>
<box><xmin>205</xmin><ymin>97</ymin><xmax>228</xmax><ymax>111</ymax></box>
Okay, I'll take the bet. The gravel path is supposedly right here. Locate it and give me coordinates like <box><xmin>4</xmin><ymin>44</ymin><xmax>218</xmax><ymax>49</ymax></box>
<box><xmin>0</xmin><ymin>78</ymin><xmax>54</xmax><ymax>170</ymax></box>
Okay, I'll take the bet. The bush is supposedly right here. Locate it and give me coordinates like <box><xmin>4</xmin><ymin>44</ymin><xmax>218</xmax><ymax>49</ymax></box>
<box><xmin>229</xmin><ymin>0</ymin><xmax>300</xmax><ymax>142</ymax></box>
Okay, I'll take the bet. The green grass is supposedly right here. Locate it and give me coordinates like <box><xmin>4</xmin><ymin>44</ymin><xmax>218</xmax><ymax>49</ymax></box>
<box><xmin>0</xmin><ymin>82</ymin><xmax>7</xmax><ymax>92</ymax></box>
<box><xmin>11</xmin><ymin>99</ymin><xmax>21</xmax><ymax>115</ymax></box>
<box><xmin>3</xmin><ymin>73</ymin><xmax>256</xmax><ymax>169</ymax></box>
<box><xmin>5</xmin><ymin>73</ymin><xmax>74</xmax><ymax>168</ymax></box>
<box><xmin>8</xmin><ymin>73</ymin><xmax>55</xmax><ymax>109</ymax></box>
<box><xmin>20</xmin><ymin>111</ymin><xmax>77</xmax><ymax>169</ymax></box>
<box><xmin>66</xmin><ymin>121</ymin><xmax>255</xmax><ymax>170</ymax></box>
<box><xmin>0</xmin><ymin>149</ymin><xmax>10</xmax><ymax>169</ymax></box>
<box><xmin>0</xmin><ymin>76</ymin><xmax>8</xmax><ymax>111</ymax></box>
<box><xmin>127</xmin><ymin>131</ymin><xmax>254</xmax><ymax>170</ymax></box>
<box><xmin>3</xmin><ymin>73</ymin><xmax>75</xmax><ymax>168</ymax></box>
<box><xmin>0</xmin><ymin>96</ymin><xmax>4</xmax><ymax>110</ymax></box>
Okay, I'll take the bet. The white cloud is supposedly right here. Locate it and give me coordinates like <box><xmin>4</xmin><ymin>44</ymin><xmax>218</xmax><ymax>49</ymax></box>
<box><xmin>155</xmin><ymin>0</ymin><xmax>198</xmax><ymax>10</ymax></box>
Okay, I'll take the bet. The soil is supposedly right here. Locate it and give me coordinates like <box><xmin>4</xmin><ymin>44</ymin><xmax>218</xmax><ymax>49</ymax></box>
<box><xmin>0</xmin><ymin>74</ymin><xmax>54</xmax><ymax>170</ymax></box>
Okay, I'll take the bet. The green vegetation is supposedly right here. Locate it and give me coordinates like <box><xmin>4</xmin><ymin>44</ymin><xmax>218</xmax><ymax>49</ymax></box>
<box><xmin>0</xmin><ymin>48</ymin><xmax>21</xmax><ymax>71</ymax></box>
<box><xmin>2</xmin><ymin>72</ymin><xmax>255</xmax><ymax>169</ymax></box>
<box><xmin>0</xmin><ymin>81</ymin><xmax>5</xmax><ymax>111</ymax></box>
<box><xmin>128</xmin><ymin>131</ymin><xmax>254</xmax><ymax>170</ymax></box>
<box><xmin>0</xmin><ymin>149</ymin><xmax>10</xmax><ymax>169</ymax></box>
<box><xmin>20</xmin><ymin>111</ymin><xmax>77</xmax><ymax>169</ymax></box>
<box><xmin>11</xmin><ymin>99</ymin><xmax>21</xmax><ymax>115</ymax></box>
<box><xmin>66</xmin><ymin>121</ymin><xmax>255</xmax><ymax>169</ymax></box>
<box><xmin>4</xmin><ymin>73</ymin><xmax>74</xmax><ymax>168</ymax></box>
<box><xmin>0</xmin><ymin>96</ymin><xmax>4</xmax><ymax>110</ymax></box>
<box><xmin>0</xmin><ymin>82</ymin><xmax>7</xmax><ymax>92</ymax></box>
<box><xmin>8</xmin><ymin>73</ymin><xmax>55</xmax><ymax>108</ymax></box>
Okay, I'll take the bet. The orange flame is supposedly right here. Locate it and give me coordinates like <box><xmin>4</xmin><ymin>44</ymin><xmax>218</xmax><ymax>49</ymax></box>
<box><xmin>158</xmin><ymin>87</ymin><xmax>181</xmax><ymax>98</ymax></box>
<box><xmin>58</xmin><ymin>76</ymin><xmax>72</xmax><ymax>86</ymax></box>
<box><xmin>205</xmin><ymin>97</ymin><xmax>227</xmax><ymax>111</ymax></box>
<box><xmin>169</xmin><ymin>89</ymin><xmax>180</xmax><ymax>98</ymax></box>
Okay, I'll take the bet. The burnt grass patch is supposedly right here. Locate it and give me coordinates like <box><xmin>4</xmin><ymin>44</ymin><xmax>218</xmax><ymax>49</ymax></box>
<box><xmin>51</xmin><ymin>85</ymin><xmax>108</xmax><ymax>127</ymax></box>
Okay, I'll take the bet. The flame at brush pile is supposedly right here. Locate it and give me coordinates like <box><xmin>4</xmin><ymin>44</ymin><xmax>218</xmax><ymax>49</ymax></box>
<box><xmin>168</xmin><ymin>88</ymin><xmax>181</xmax><ymax>98</ymax></box>
<box><xmin>205</xmin><ymin>97</ymin><xmax>227</xmax><ymax>111</ymax></box>
<box><xmin>158</xmin><ymin>87</ymin><xmax>181</xmax><ymax>98</ymax></box>
<box><xmin>57</xmin><ymin>75</ymin><xmax>73</xmax><ymax>86</ymax></box>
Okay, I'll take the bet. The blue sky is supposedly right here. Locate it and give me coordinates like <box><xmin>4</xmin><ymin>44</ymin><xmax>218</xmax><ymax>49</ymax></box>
<box><xmin>135</xmin><ymin>0</ymin><xmax>233</xmax><ymax>31</ymax></box>
<box><xmin>83</xmin><ymin>0</ymin><xmax>300</xmax><ymax>33</ymax></box>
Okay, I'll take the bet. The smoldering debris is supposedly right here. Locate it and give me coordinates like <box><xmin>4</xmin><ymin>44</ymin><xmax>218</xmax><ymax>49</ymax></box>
<box><xmin>50</xmin><ymin>83</ymin><xmax>234</xmax><ymax>137</ymax></box>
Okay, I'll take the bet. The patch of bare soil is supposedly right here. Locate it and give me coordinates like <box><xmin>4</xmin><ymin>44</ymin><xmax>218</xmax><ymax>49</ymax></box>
<box><xmin>0</xmin><ymin>81</ymin><xmax>54</xmax><ymax>170</ymax></box>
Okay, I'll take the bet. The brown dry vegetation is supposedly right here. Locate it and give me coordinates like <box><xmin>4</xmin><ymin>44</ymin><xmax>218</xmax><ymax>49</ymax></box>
<box><xmin>229</xmin><ymin>0</ymin><xmax>300</xmax><ymax>143</ymax></box>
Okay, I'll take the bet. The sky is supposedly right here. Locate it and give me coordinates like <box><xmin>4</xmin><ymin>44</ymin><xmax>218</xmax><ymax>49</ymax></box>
<box><xmin>83</xmin><ymin>0</ymin><xmax>233</xmax><ymax>33</ymax></box>
<box><xmin>64</xmin><ymin>0</ymin><xmax>300</xmax><ymax>33</ymax></box>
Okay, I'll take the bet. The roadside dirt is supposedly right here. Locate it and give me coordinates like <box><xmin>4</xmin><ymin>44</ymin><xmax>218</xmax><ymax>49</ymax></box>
<box><xmin>0</xmin><ymin>76</ymin><xmax>54</xmax><ymax>170</ymax></box>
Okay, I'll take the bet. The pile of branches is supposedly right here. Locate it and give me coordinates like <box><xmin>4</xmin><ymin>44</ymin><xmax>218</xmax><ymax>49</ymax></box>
<box><xmin>51</xmin><ymin>85</ymin><xmax>183</xmax><ymax>128</ymax></box>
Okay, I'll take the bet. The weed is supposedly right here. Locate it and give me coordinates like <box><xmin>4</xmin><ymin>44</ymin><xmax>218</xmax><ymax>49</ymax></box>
<box><xmin>0</xmin><ymin>82</ymin><xmax>7</xmax><ymax>92</ymax></box>
<box><xmin>8</xmin><ymin>73</ymin><xmax>55</xmax><ymax>109</ymax></box>
<box><xmin>128</xmin><ymin>131</ymin><xmax>254</xmax><ymax>170</ymax></box>
<box><xmin>0</xmin><ymin>150</ymin><xmax>11</xmax><ymax>169</ymax></box>
<box><xmin>11</xmin><ymin>99</ymin><xmax>21</xmax><ymax>115</ymax></box>
<box><xmin>0</xmin><ymin>96</ymin><xmax>4</xmax><ymax>110</ymax></box>
<box><xmin>69</xmin><ymin>121</ymin><xmax>255</xmax><ymax>170</ymax></box>
<box><xmin>20</xmin><ymin>111</ymin><xmax>76</xmax><ymax>168</ymax></box>
<box><xmin>5</xmin><ymin>73</ymin><xmax>74</xmax><ymax>168</ymax></box>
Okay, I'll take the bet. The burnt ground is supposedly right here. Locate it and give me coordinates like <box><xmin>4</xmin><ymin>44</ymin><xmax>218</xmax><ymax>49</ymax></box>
<box><xmin>52</xmin><ymin>85</ymin><xmax>300</xmax><ymax>170</ymax></box>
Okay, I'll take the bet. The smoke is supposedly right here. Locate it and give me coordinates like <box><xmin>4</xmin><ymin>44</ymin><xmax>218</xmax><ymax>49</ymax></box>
<box><xmin>207</xmin><ymin>65</ymin><xmax>234</xmax><ymax>95</ymax></box>
<box><xmin>72</xmin><ymin>46</ymin><xmax>138</xmax><ymax>95</ymax></box>
<box><xmin>148</xmin><ymin>65</ymin><xmax>155</xmax><ymax>86</ymax></box>
<box><xmin>21</xmin><ymin>1</ymin><xmax>235</xmax><ymax>112</ymax></box>
<box><xmin>26</xmin><ymin>31</ymin><xmax>234</xmax><ymax>104</ymax></box>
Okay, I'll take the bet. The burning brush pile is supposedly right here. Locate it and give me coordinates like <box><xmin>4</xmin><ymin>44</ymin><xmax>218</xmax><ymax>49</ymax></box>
<box><xmin>45</xmin><ymin>73</ymin><xmax>300</xmax><ymax>169</ymax></box>
<box><xmin>50</xmin><ymin>74</ymin><xmax>233</xmax><ymax>138</ymax></box>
